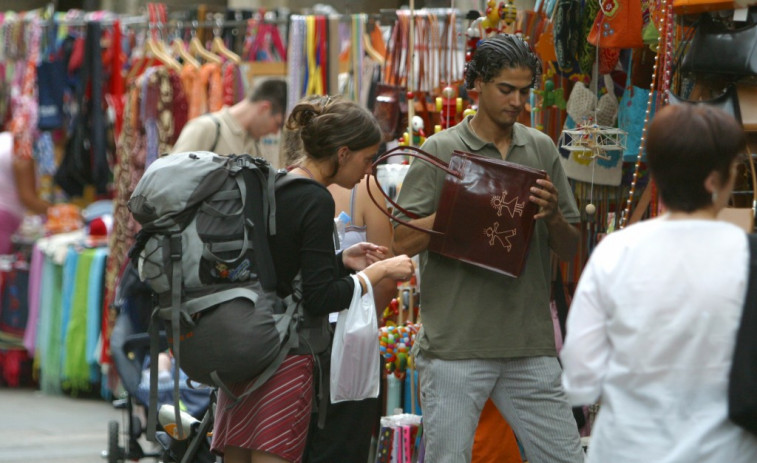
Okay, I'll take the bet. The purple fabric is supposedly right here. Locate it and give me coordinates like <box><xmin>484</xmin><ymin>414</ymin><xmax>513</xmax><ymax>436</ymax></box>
<box><xmin>140</xmin><ymin>67</ymin><xmax>160</xmax><ymax>169</ymax></box>
<box><xmin>23</xmin><ymin>243</ymin><xmax>44</xmax><ymax>355</ymax></box>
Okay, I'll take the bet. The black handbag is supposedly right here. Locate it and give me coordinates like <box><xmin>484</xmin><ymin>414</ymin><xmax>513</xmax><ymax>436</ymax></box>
<box><xmin>666</xmin><ymin>84</ymin><xmax>742</xmax><ymax>122</ymax></box>
<box><xmin>729</xmin><ymin>233</ymin><xmax>757</xmax><ymax>436</ymax></box>
<box><xmin>681</xmin><ymin>8</ymin><xmax>757</xmax><ymax>77</ymax></box>
<box><xmin>54</xmin><ymin>21</ymin><xmax>108</xmax><ymax>197</ymax></box>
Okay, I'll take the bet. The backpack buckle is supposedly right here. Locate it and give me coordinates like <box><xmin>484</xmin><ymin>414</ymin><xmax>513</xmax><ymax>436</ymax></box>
<box><xmin>169</xmin><ymin>236</ymin><xmax>182</xmax><ymax>260</ymax></box>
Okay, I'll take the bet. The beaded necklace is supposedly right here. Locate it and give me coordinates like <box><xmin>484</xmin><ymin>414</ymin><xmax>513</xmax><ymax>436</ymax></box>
<box><xmin>619</xmin><ymin>0</ymin><xmax>673</xmax><ymax>228</ymax></box>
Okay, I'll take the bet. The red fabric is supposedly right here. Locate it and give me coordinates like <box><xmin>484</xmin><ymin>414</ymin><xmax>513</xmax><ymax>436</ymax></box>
<box><xmin>0</xmin><ymin>349</ymin><xmax>29</xmax><ymax>387</ymax></box>
<box><xmin>222</xmin><ymin>62</ymin><xmax>237</xmax><ymax>107</ymax></box>
<box><xmin>599</xmin><ymin>48</ymin><xmax>621</xmax><ymax>74</ymax></box>
<box><xmin>212</xmin><ymin>355</ymin><xmax>314</xmax><ymax>462</ymax></box>
<box><xmin>68</xmin><ymin>37</ymin><xmax>85</xmax><ymax>74</ymax></box>
<box><xmin>168</xmin><ymin>72</ymin><xmax>188</xmax><ymax>144</ymax></box>
<box><xmin>107</xmin><ymin>19</ymin><xmax>125</xmax><ymax>139</ymax></box>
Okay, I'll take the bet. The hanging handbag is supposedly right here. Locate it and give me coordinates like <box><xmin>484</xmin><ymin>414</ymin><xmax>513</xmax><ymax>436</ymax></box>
<box><xmin>37</xmin><ymin>25</ymin><xmax>65</xmax><ymax>131</ymax></box>
<box><xmin>667</xmin><ymin>84</ymin><xmax>743</xmax><ymax>123</ymax></box>
<box><xmin>369</xmin><ymin>146</ymin><xmax>546</xmax><ymax>278</ymax></box>
<box><xmin>374</xmin><ymin>12</ymin><xmax>408</xmax><ymax>141</ymax></box>
<box><xmin>54</xmin><ymin>21</ymin><xmax>108</xmax><ymax>197</ymax></box>
<box><xmin>587</xmin><ymin>0</ymin><xmax>644</xmax><ymax>49</ymax></box>
<box><xmin>373</xmin><ymin>82</ymin><xmax>407</xmax><ymax>141</ymax></box>
<box><xmin>728</xmin><ymin>233</ymin><xmax>757</xmax><ymax>436</ymax></box>
<box><xmin>681</xmin><ymin>8</ymin><xmax>757</xmax><ymax>77</ymax></box>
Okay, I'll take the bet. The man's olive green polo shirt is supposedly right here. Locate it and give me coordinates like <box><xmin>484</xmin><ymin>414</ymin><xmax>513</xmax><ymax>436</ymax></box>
<box><xmin>395</xmin><ymin>116</ymin><xmax>580</xmax><ymax>359</ymax></box>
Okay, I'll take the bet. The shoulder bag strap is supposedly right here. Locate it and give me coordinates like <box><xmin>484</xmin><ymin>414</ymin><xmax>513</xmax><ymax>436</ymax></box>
<box><xmin>728</xmin><ymin>233</ymin><xmax>757</xmax><ymax>434</ymax></box>
<box><xmin>207</xmin><ymin>114</ymin><xmax>221</xmax><ymax>152</ymax></box>
<box><xmin>367</xmin><ymin>146</ymin><xmax>461</xmax><ymax>235</ymax></box>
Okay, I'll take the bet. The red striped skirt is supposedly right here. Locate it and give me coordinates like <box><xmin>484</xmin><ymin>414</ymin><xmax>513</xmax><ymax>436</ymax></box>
<box><xmin>211</xmin><ymin>355</ymin><xmax>315</xmax><ymax>462</ymax></box>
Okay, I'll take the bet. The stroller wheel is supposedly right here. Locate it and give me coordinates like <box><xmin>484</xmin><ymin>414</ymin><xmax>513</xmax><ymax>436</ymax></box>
<box><xmin>106</xmin><ymin>420</ymin><xmax>123</xmax><ymax>463</ymax></box>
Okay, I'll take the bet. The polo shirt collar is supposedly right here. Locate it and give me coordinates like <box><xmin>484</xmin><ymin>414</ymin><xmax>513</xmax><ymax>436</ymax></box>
<box><xmin>460</xmin><ymin>115</ymin><xmax>528</xmax><ymax>152</ymax></box>
<box><xmin>220</xmin><ymin>107</ymin><xmax>247</xmax><ymax>139</ymax></box>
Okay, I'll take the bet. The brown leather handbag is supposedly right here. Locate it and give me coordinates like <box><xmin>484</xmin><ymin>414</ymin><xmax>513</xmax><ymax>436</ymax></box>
<box><xmin>370</xmin><ymin>146</ymin><xmax>546</xmax><ymax>277</ymax></box>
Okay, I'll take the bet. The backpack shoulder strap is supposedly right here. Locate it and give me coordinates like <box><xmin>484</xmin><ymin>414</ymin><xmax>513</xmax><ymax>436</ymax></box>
<box><xmin>728</xmin><ymin>233</ymin><xmax>757</xmax><ymax>435</ymax></box>
<box><xmin>274</xmin><ymin>170</ymin><xmax>319</xmax><ymax>189</ymax></box>
<box><xmin>747</xmin><ymin>234</ymin><xmax>757</xmax><ymax>297</ymax></box>
<box><xmin>208</xmin><ymin>114</ymin><xmax>222</xmax><ymax>152</ymax></box>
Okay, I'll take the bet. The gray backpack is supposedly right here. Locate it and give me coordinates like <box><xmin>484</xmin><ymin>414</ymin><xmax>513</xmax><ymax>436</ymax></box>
<box><xmin>128</xmin><ymin>151</ymin><xmax>330</xmax><ymax>440</ymax></box>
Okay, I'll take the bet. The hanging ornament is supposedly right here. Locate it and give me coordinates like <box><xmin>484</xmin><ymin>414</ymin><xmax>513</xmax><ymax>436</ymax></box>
<box><xmin>561</xmin><ymin>123</ymin><xmax>628</xmax><ymax>215</ymax></box>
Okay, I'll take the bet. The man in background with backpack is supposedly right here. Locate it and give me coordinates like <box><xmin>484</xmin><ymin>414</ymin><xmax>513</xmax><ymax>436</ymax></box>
<box><xmin>171</xmin><ymin>78</ymin><xmax>287</xmax><ymax>168</ymax></box>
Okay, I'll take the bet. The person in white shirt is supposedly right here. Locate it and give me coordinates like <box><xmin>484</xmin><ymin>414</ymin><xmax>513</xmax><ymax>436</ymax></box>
<box><xmin>561</xmin><ymin>103</ymin><xmax>757</xmax><ymax>462</ymax></box>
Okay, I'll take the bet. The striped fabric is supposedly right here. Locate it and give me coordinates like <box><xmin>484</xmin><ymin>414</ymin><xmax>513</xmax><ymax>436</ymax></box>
<box><xmin>212</xmin><ymin>355</ymin><xmax>314</xmax><ymax>462</ymax></box>
<box><xmin>415</xmin><ymin>353</ymin><xmax>584</xmax><ymax>463</ymax></box>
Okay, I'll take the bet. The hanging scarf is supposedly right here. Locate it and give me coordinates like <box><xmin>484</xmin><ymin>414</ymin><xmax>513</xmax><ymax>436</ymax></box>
<box><xmin>10</xmin><ymin>15</ymin><xmax>40</xmax><ymax>161</ymax></box>
<box><xmin>63</xmin><ymin>248</ymin><xmax>95</xmax><ymax>395</ymax></box>
<box><xmin>306</xmin><ymin>15</ymin><xmax>324</xmax><ymax>96</ymax></box>
<box><xmin>87</xmin><ymin>248</ymin><xmax>107</xmax><ymax>382</ymax></box>
<box><xmin>287</xmin><ymin>16</ymin><xmax>307</xmax><ymax>112</ymax></box>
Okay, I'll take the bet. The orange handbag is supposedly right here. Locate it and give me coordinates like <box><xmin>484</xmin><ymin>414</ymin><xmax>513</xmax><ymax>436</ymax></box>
<box><xmin>587</xmin><ymin>0</ymin><xmax>644</xmax><ymax>49</ymax></box>
<box><xmin>672</xmin><ymin>0</ymin><xmax>735</xmax><ymax>15</ymax></box>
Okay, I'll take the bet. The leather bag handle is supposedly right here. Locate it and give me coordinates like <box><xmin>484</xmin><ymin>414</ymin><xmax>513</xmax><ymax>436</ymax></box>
<box><xmin>367</xmin><ymin>146</ymin><xmax>463</xmax><ymax>236</ymax></box>
<box><xmin>746</xmin><ymin>142</ymin><xmax>757</xmax><ymax>211</ymax></box>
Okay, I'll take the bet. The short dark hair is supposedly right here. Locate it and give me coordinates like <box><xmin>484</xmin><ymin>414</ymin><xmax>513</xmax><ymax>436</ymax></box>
<box><xmin>647</xmin><ymin>103</ymin><xmax>746</xmax><ymax>212</ymax></box>
<box><xmin>464</xmin><ymin>34</ymin><xmax>541</xmax><ymax>90</ymax></box>
<box><xmin>286</xmin><ymin>95</ymin><xmax>382</xmax><ymax>176</ymax></box>
<box><xmin>249</xmin><ymin>79</ymin><xmax>287</xmax><ymax>115</ymax></box>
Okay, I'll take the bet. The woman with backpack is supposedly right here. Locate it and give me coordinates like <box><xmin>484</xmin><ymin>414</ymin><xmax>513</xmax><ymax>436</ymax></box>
<box><xmin>211</xmin><ymin>96</ymin><xmax>415</xmax><ymax>463</ymax></box>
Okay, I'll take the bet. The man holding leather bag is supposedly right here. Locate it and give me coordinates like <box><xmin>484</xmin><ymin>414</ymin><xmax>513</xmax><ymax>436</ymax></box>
<box><xmin>392</xmin><ymin>34</ymin><xmax>583</xmax><ymax>463</ymax></box>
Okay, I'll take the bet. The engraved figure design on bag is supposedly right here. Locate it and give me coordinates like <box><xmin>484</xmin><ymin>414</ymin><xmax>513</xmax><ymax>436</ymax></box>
<box><xmin>484</xmin><ymin>222</ymin><xmax>517</xmax><ymax>251</ymax></box>
<box><xmin>490</xmin><ymin>191</ymin><xmax>526</xmax><ymax>218</ymax></box>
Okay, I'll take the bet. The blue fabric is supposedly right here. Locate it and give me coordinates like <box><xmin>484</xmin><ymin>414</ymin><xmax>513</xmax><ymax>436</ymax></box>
<box><xmin>134</xmin><ymin>355</ymin><xmax>212</xmax><ymax>419</ymax></box>
<box><xmin>34</xmin><ymin>132</ymin><xmax>57</xmax><ymax>177</ymax></box>
<box><xmin>36</xmin><ymin>257</ymin><xmax>54</xmax><ymax>363</ymax></box>
<box><xmin>40</xmin><ymin>261</ymin><xmax>64</xmax><ymax>395</ymax></box>
<box><xmin>37</xmin><ymin>58</ymin><xmax>66</xmax><ymax>130</ymax></box>
<box><xmin>0</xmin><ymin>265</ymin><xmax>29</xmax><ymax>336</ymax></box>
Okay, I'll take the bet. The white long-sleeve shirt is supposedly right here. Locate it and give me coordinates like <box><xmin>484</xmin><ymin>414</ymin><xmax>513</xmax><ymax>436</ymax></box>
<box><xmin>561</xmin><ymin>216</ymin><xmax>757</xmax><ymax>463</ymax></box>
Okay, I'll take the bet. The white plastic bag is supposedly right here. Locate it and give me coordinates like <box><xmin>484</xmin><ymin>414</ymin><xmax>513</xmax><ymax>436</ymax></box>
<box><xmin>330</xmin><ymin>272</ymin><xmax>380</xmax><ymax>403</ymax></box>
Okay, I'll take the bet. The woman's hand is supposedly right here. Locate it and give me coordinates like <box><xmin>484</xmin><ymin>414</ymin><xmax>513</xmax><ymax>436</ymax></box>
<box><xmin>342</xmin><ymin>242</ymin><xmax>389</xmax><ymax>271</ymax></box>
<box><xmin>377</xmin><ymin>254</ymin><xmax>415</xmax><ymax>282</ymax></box>
<box><xmin>359</xmin><ymin>254</ymin><xmax>416</xmax><ymax>295</ymax></box>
